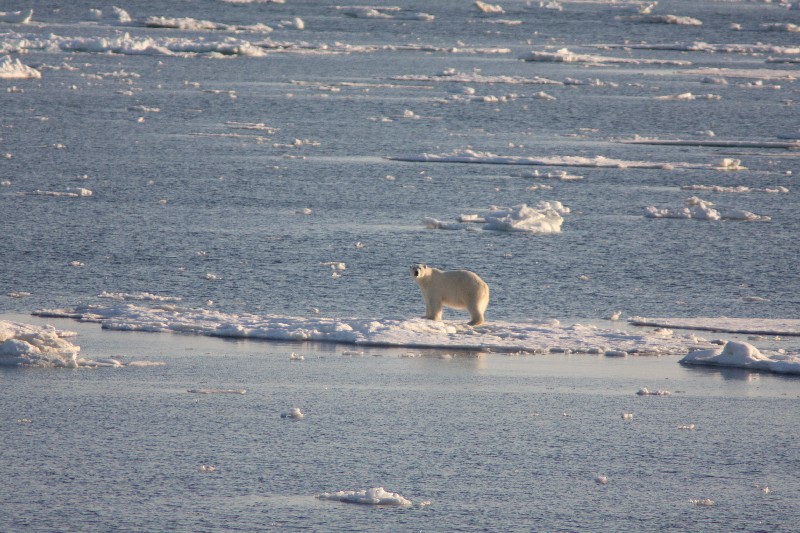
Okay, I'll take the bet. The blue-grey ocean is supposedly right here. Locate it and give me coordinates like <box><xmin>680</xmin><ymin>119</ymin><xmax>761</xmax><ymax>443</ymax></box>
<box><xmin>1</xmin><ymin>0</ymin><xmax>799</xmax><ymax>531</ymax></box>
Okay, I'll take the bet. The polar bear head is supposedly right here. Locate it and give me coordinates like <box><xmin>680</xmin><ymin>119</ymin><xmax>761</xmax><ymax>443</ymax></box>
<box><xmin>410</xmin><ymin>263</ymin><xmax>431</xmax><ymax>280</ymax></box>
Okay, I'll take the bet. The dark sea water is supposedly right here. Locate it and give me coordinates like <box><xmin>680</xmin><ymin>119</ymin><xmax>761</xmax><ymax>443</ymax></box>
<box><xmin>2</xmin><ymin>0</ymin><xmax>799</xmax><ymax>530</ymax></box>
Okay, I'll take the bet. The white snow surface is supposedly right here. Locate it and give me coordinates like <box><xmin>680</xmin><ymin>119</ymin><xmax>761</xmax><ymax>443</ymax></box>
<box><xmin>0</xmin><ymin>320</ymin><xmax>165</xmax><ymax>368</ymax></box>
<box><xmin>391</xmin><ymin>150</ymin><xmax>711</xmax><ymax>170</ymax></box>
<box><xmin>681</xmin><ymin>341</ymin><xmax>800</xmax><ymax>375</ymax></box>
<box><xmin>0</xmin><ymin>320</ymin><xmax>81</xmax><ymax>367</ymax></box>
<box><xmin>629</xmin><ymin>317</ymin><xmax>800</xmax><ymax>337</ymax></box>
<box><xmin>644</xmin><ymin>197</ymin><xmax>770</xmax><ymax>222</ymax></box>
<box><xmin>426</xmin><ymin>201</ymin><xmax>569</xmax><ymax>234</ymax></box>
<box><xmin>33</xmin><ymin>303</ymin><xmax>717</xmax><ymax>356</ymax></box>
<box><xmin>0</xmin><ymin>56</ymin><xmax>41</xmax><ymax>79</ymax></box>
<box><xmin>316</xmin><ymin>487</ymin><xmax>412</xmax><ymax>506</ymax></box>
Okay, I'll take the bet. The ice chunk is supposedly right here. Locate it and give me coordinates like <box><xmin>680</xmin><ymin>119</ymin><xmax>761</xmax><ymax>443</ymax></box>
<box><xmin>681</xmin><ymin>341</ymin><xmax>800</xmax><ymax>375</ymax></box>
<box><xmin>0</xmin><ymin>57</ymin><xmax>41</xmax><ymax>79</ymax></box>
<box><xmin>280</xmin><ymin>407</ymin><xmax>304</xmax><ymax>419</ymax></box>
<box><xmin>317</xmin><ymin>487</ymin><xmax>412</xmax><ymax>506</ymax></box>
<box><xmin>636</xmin><ymin>388</ymin><xmax>671</xmax><ymax>396</ymax></box>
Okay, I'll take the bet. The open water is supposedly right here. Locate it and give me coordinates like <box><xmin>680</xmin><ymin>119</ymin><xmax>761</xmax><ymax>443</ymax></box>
<box><xmin>2</xmin><ymin>0</ymin><xmax>800</xmax><ymax>530</ymax></box>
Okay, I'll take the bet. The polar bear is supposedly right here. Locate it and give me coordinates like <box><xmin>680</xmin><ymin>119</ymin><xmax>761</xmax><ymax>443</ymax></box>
<box><xmin>410</xmin><ymin>264</ymin><xmax>490</xmax><ymax>326</ymax></box>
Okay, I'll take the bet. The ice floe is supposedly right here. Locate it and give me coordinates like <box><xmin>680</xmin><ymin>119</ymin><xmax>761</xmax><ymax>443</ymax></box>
<box><xmin>425</xmin><ymin>201</ymin><xmax>569</xmax><ymax>234</ymax></box>
<box><xmin>317</xmin><ymin>487</ymin><xmax>412</xmax><ymax>506</ymax></box>
<box><xmin>0</xmin><ymin>319</ymin><xmax>161</xmax><ymax>368</ymax></box>
<box><xmin>393</xmin><ymin>70</ymin><xmax>557</xmax><ymax>85</ymax></box>
<box><xmin>390</xmin><ymin>149</ymin><xmax>710</xmax><ymax>170</ymax></box>
<box><xmin>188</xmin><ymin>389</ymin><xmax>247</xmax><ymax>394</ymax></box>
<box><xmin>681</xmin><ymin>184</ymin><xmax>789</xmax><ymax>194</ymax></box>
<box><xmin>644</xmin><ymin>197</ymin><xmax>770</xmax><ymax>222</ymax></box>
<box><xmin>0</xmin><ymin>56</ymin><xmax>41</xmax><ymax>79</ymax></box>
<box><xmin>336</xmin><ymin>6</ymin><xmax>434</xmax><ymax>21</ymax></box>
<box><xmin>519</xmin><ymin>48</ymin><xmax>690</xmax><ymax>66</ymax></box>
<box><xmin>99</xmin><ymin>291</ymin><xmax>182</xmax><ymax>302</ymax></box>
<box><xmin>636</xmin><ymin>387</ymin><xmax>671</xmax><ymax>396</ymax></box>
<box><xmin>0</xmin><ymin>9</ymin><xmax>33</xmax><ymax>24</ymax></box>
<box><xmin>475</xmin><ymin>1</ymin><xmax>505</xmax><ymax>15</ymax></box>
<box><xmin>630</xmin><ymin>317</ymin><xmax>800</xmax><ymax>337</ymax></box>
<box><xmin>280</xmin><ymin>407</ymin><xmax>304</xmax><ymax>419</ymax></box>
<box><xmin>617</xmin><ymin>14</ymin><xmax>703</xmax><ymax>26</ymax></box>
<box><xmin>621</xmin><ymin>137</ymin><xmax>800</xmax><ymax>150</ymax></box>
<box><xmin>33</xmin><ymin>303</ymin><xmax>717</xmax><ymax>356</ymax></box>
<box><xmin>681</xmin><ymin>341</ymin><xmax>800</xmax><ymax>375</ymax></box>
<box><xmin>17</xmin><ymin>188</ymin><xmax>93</xmax><ymax>198</ymax></box>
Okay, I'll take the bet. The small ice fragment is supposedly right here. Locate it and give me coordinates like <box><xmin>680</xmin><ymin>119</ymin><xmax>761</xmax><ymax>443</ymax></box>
<box><xmin>677</xmin><ymin>424</ymin><xmax>696</xmax><ymax>430</ymax></box>
<box><xmin>296</xmin><ymin>207</ymin><xmax>313</xmax><ymax>215</ymax></box>
<box><xmin>622</xmin><ymin>413</ymin><xmax>633</xmax><ymax>420</ymax></box>
<box><xmin>16</xmin><ymin>418</ymin><xmax>33</xmax><ymax>424</ymax></box>
<box><xmin>595</xmin><ymin>475</ymin><xmax>609</xmax><ymax>485</ymax></box>
<box><xmin>199</xmin><ymin>465</ymin><xmax>216</xmax><ymax>473</ymax></box>
<box><xmin>281</xmin><ymin>407</ymin><xmax>304</xmax><ymax>419</ymax></box>
<box><xmin>475</xmin><ymin>1</ymin><xmax>505</xmax><ymax>14</ymax></box>
<box><xmin>68</xmin><ymin>261</ymin><xmax>84</xmax><ymax>267</ymax></box>
<box><xmin>636</xmin><ymin>388</ymin><xmax>671</xmax><ymax>396</ymax></box>
<box><xmin>204</xmin><ymin>273</ymin><xmax>220</xmax><ymax>281</ymax></box>
<box><xmin>316</xmin><ymin>487</ymin><xmax>412</xmax><ymax>506</ymax></box>
<box><xmin>290</xmin><ymin>352</ymin><xmax>304</xmax><ymax>361</ymax></box>
<box><xmin>716</xmin><ymin>158</ymin><xmax>744</xmax><ymax>170</ymax></box>
<box><xmin>187</xmin><ymin>389</ymin><xmax>246</xmax><ymax>394</ymax></box>
<box><xmin>608</xmin><ymin>310</ymin><xmax>622</xmax><ymax>321</ymax></box>
<box><xmin>689</xmin><ymin>498</ymin><xmax>715</xmax><ymax>506</ymax></box>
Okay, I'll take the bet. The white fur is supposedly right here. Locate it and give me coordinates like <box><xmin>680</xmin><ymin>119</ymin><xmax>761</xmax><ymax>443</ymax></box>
<box><xmin>410</xmin><ymin>264</ymin><xmax>490</xmax><ymax>326</ymax></box>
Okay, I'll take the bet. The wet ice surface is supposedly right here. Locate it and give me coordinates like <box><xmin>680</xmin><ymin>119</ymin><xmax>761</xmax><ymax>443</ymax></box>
<box><xmin>2</xmin><ymin>0</ymin><xmax>800</xmax><ymax>529</ymax></box>
<box><xmin>1</xmin><ymin>315</ymin><xmax>799</xmax><ymax>532</ymax></box>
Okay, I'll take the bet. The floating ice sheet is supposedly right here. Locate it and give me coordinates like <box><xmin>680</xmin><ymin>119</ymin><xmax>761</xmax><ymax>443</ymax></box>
<box><xmin>317</xmin><ymin>487</ymin><xmax>412</xmax><ymax>506</ymax></box>
<box><xmin>0</xmin><ymin>56</ymin><xmax>41</xmax><ymax>79</ymax></box>
<box><xmin>681</xmin><ymin>341</ymin><xmax>800</xmax><ymax>375</ymax></box>
<box><xmin>426</xmin><ymin>202</ymin><xmax>569</xmax><ymax>234</ymax></box>
<box><xmin>34</xmin><ymin>303</ymin><xmax>717</xmax><ymax>356</ymax></box>
<box><xmin>0</xmin><ymin>319</ymin><xmax>162</xmax><ymax>368</ymax></box>
<box><xmin>390</xmin><ymin>150</ymin><xmax>710</xmax><ymax>170</ymax></box>
<box><xmin>630</xmin><ymin>317</ymin><xmax>800</xmax><ymax>337</ymax></box>
<box><xmin>644</xmin><ymin>196</ymin><xmax>770</xmax><ymax>222</ymax></box>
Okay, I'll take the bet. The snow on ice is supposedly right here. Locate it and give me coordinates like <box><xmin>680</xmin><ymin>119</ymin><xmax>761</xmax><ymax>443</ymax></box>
<box><xmin>644</xmin><ymin>197</ymin><xmax>770</xmax><ymax>222</ymax></box>
<box><xmin>425</xmin><ymin>201</ymin><xmax>569</xmax><ymax>234</ymax></box>
<box><xmin>33</xmin><ymin>303</ymin><xmax>718</xmax><ymax>357</ymax></box>
<box><xmin>0</xmin><ymin>56</ymin><xmax>40</xmax><ymax>79</ymax></box>
<box><xmin>0</xmin><ymin>319</ymin><xmax>162</xmax><ymax>368</ymax></box>
<box><xmin>317</xmin><ymin>487</ymin><xmax>412</xmax><ymax>506</ymax></box>
<box><xmin>390</xmin><ymin>150</ymin><xmax>714</xmax><ymax>170</ymax></box>
<box><xmin>682</xmin><ymin>341</ymin><xmax>800</xmax><ymax>374</ymax></box>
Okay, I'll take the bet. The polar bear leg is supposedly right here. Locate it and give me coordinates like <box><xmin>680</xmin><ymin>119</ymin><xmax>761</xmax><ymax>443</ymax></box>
<box><xmin>467</xmin><ymin>299</ymin><xmax>486</xmax><ymax>326</ymax></box>
<box><xmin>430</xmin><ymin>299</ymin><xmax>443</xmax><ymax>321</ymax></box>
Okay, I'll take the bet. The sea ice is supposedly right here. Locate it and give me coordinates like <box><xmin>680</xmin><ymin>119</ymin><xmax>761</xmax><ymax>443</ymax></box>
<box><xmin>644</xmin><ymin>197</ymin><xmax>770</xmax><ymax>222</ymax></box>
<box><xmin>0</xmin><ymin>9</ymin><xmax>33</xmax><ymax>24</ymax></box>
<box><xmin>680</xmin><ymin>341</ymin><xmax>800</xmax><ymax>375</ymax></box>
<box><xmin>0</xmin><ymin>56</ymin><xmax>41</xmax><ymax>79</ymax></box>
<box><xmin>520</xmin><ymin>48</ymin><xmax>690</xmax><ymax>66</ymax></box>
<box><xmin>0</xmin><ymin>320</ymin><xmax>81</xmax><ymax>367</ymax></box>
<box><xmin>636</xmin><ymin>388</ymin><xmax>671</xmax><ymax>396</ymax></box>
<box><xmin>187</xmin><ymin>389</ymin><xmax>247</xmax><ymax>394</ymax></box>
<box><xmin>317</xmin><ymin>487</ymin><xmax>412</xmax><ymax>506</ymax></box>
<box><xmin>390</xmin><ymin>150</ymin><xmax>708</xmax><ymax>170</ymax></box>
<box><xmin>0</xmin><ymin>320</ymin><xmax>158</xmax><ymax>368</ymax></box>
<box><xmin>33</xmin><ymin>303</ymin><xmax>718</xmax><ymax>356</ymax></box>
<box><xmin>426</xmin><ymin>202</ymin><xmax>568</xmax><ymax>234</ymax></box>
<box><xmin>281</xmin><ymin>407</ymin><xmax>304</xmax><ymax>419</ymax></box>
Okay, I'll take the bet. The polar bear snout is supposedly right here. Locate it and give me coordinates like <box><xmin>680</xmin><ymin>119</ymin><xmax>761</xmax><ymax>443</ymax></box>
<box><xmin>410</xmin><ymin>264</ymin><xmax>426</xmax><ymax>278</ymax></box>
